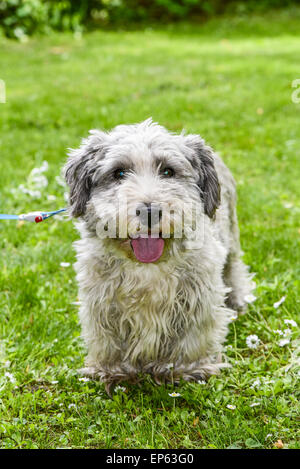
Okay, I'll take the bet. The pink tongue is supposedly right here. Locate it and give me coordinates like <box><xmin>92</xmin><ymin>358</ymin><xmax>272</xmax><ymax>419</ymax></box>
<box><xmin>131</xmin><ymin>236</ymin><xmax>165</xmax><ymax>263</ymax></box>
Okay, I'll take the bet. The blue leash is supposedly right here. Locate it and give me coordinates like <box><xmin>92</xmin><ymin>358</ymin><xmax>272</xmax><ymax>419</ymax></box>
<box><xmin>0</xmin><ymin>214</ymin><xmax>19</xmax><ymax>220</ymax></box>
<box><xmin>0</xmin><ymin>208</ymin><xmax>67</xmax><ymax>223</ymax></box>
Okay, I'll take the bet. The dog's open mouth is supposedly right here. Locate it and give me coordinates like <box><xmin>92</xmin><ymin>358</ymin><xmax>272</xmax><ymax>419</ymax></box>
<box><xmin>130</xmin><ymin>235</ymin><xmax>165</xmax><ymax>263</ymax></box>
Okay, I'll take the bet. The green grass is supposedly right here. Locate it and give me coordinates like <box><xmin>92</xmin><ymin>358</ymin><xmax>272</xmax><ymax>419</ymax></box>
<box><xmin>0</xmin><ymin>8</ymin><xmax>299</xmax><ymax>449</ymax></box>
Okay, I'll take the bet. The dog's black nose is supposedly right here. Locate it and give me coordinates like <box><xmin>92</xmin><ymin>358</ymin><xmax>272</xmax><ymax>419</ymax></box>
<box><xmin>136</xmin><ymin>204</ymin><xmax>162</xmax><ymax>228</ymax></box>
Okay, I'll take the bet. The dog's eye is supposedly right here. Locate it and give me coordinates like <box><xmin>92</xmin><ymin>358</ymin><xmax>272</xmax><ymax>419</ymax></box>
<box><xmin>161</xmin><ymin>167</ymin><xmax>175</xmax><ymax>178</ymax></box>
<box><xmin>114</xmin><ymin>169</ymin><xmax>126</xmax><ymax>179</ymax></box>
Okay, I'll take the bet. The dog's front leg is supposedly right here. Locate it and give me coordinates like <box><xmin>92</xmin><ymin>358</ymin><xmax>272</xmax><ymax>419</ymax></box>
<box><xmin>156</xmin><ymin>307</ymin><xmax>231</xmax><ymax>384</ymax></box>
<box><xmin>78</xmin><ymin>307</ymin><xmax>141</xmax><ymax>393</ymax></box>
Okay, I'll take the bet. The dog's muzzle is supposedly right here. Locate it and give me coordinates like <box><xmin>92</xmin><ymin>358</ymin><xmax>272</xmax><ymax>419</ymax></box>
<box><xmin>136</xmin><ymin>203</ymin><xmax>162</xmax><ymax>229</ymax></box>
<box><xmin>130</xmin><ymin>203</ymin><xmax>164</xmax><ymax>263</ymax></box>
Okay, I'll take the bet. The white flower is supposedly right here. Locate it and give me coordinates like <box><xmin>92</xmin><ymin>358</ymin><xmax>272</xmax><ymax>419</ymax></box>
<box><xmin>274</xmin><ymin>329</ymin><xmax>284</xmax><ymax>336</ymax></box>
<box><xmin>244</xmin><ymin>294</ymin><xmax>257</xmax><ymax>304</ymax></box>
<box><xmin>14</xmin><ymin>27</ymin><xmax>25</xmax><ymax>38</ymax></box>
<box><xmin>5</xmin><ymin>372</ymin><xmax>16</xmax><ymax>384</ymax></box>
<box><xmin>246</xmin><ymin>334</ymin><xmax>260</xmax><ymax>349</ymax></box>
<box><xmin>30</xmin><ymin>161</ymin><xmax>48</xmax><ymax>175</ymax></box>
<box><xmin>230</xmin><ymin>312</ymin><xmax>238</xmax><ymax>321</ymax></box>
<box><xmin>30</xmin><ymin>168</ymin><xmax>42</xmax><ymax>178</ymax></box>
<box><xmin>55</xmin><ymin>175</ymin><xmax>67</xmax><ymax>187</ymax></box>
<box><xmin>79</xmin><ymin>377</ymin><xmax>90</xmax><ymax>382</ymax></box>
<box><xmin>14</xmin><ymin>27</ymin><xmax>28</xmax><ymax>42</ymax></box>
<box><xmin>68</xmin><ymin>404</ymin><xmax>76</xmax><ymax>409</ymax></box>
<box><xmin>18</xmin><ymin>184</ymin><xmax>26</xmax><ymax>193</ymax></box>
<box><xmin>284</xmin><ymin>319</ymin><xmax>297</xmax><ymax>328</ymax></box>
<box><xmin>29</xmin><ymin>163</ymin><xmax>49</xmax><ymax>189</ymax></box>
<box><xmin>115</xmin><ymin>386</ymin><xmax>126</xmax><ymax>392</ymax></box>
<box><xmin>166</xmin><ymin>363</ymin><xmax>174</xmax><ymax>370</ymax></box>
<box><xmin>51</xmin><ymin>380</ymin><xmax>59</xmax><ymax>384</ymax></box>
<box><xmin>60</xmin><ymin>262</ymin><xmax>70</xmax><ymax>268</ymax></box>
<box><xmin>279</xmin><ymin>338</ymin><xmax>290</xmax><ymax>347</ymax></box>
<box><xmin>168</xmin><ymin>392</ymin><xmax>181</xmax><ymax>397</ymax></box>
<box><xmin>197</xmin><ymin>380</ymin><xmax>206</xmax><ymax>385</ymax></box>
<box><xmin>273</xmin><ymin>296</ymin><xmax>286</xmax><ymax>309</ymax></box>
<box><xmin>29</xmin><ymin>190</ymin><xmax>42</xmax><ymax>198</ymax></box>
<box><xmin>18</xmin><ymin>185</ymin><xmax>41</xmax><ymax>198</ymax></box>
<box><xmin>226</xmin><ymin>404</ymin><xmax>236</xmax><ymax>410</ymax></box>
<box><xmin>250</xmin><ymin>402</ymin><xmax>260</xmax><ymax>407</ymax></box>
<box><xmin>40</xmin><ymin>161</ymin><xmax>49</xmax><ymax>172</ymax></box>
<box><xmin>284</xmin><ymin>328</ymin><xmax>292</xmax><ymax>337</ymax></box>
<box><xmin>30</xmin><ymin>174</ymin><xmax>48</xmax><ymax>189</ymax></box>
<box><xmin>251</xmin><ymin>378</ymin><xmax>261</xmax><ymax>388</ymax></box>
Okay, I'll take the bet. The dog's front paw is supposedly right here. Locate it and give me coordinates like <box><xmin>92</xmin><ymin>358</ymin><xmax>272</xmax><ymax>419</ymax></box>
<box><xmin>226</xmin><ymin>292</ymin><xmax>249</xmax><ymax>315</ymax></box>
<box><xmin>78</xmin><ymin>363</ymin><xmax>140</xmax><ymax>395</ymax></box>
<box><xmin>182</xmin><ymin>372</ymin><xmax>207</xmax><ymax>383</ymax></box>
<box><xmin>176</xmin><ymin>359</ymin><xmax>231</xmax><ymax>383</ymax></box>
<box><xmin>78</xmin><ymin>366</ymin><xmax>99</xmax><ymax>378</ymax></box>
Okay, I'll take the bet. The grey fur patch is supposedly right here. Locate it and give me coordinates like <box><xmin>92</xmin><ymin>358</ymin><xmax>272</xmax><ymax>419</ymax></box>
<box><xmin>184</xmin><ymin>135</ymin><xmax>221</xmax><ymax>218</ymax></box>
<box><xmin>64</xmin><ymin>131</ymin><xmax>107</xmax><ymax>217</ymax></box>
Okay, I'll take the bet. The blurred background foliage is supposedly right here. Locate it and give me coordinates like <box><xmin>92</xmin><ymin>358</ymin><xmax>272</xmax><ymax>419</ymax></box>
<box><xmin>0</xmin><ymin>0</ymin><xmax>298</xmax><ymax>39</ymax></box>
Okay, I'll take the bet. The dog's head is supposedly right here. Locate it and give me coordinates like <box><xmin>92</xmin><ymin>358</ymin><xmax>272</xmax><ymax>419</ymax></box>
<box><xmin>64</xmin><ymin>119</ymin><xmax>220</xmax><ymax>263</ymax></box>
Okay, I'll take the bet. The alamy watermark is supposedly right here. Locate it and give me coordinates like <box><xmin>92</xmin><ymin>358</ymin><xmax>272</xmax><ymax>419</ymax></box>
<box><xmin>94</xmin><ymin>198</ymin><xmax>206</xmax><ymax>249</ymax></box>
<box><xmin>0</xmin><ymin>79</ymin><xmax>6</xmax><ymax>103</ymax></box>
<box><xmin>291</xmin><ymin>79</ymin><xmax>300</xmax><ymax>104</ymax></box>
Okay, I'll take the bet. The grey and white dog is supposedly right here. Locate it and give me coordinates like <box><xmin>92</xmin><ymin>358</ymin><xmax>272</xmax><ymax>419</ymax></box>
<box><xmin>64</xmin><ymin>118</ymin><xmax>253</xmax><ymax>392</ymax></box>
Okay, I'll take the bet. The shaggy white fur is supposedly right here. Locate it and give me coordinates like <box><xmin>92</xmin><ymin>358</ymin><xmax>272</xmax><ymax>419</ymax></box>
<box><xmin>64</xmin><ymin>118</ymin><xmax>254</xmax><ymax>392</ymax></box>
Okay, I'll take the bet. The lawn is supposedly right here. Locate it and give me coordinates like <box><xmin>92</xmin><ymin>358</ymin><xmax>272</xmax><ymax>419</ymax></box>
<box><xmin>0</xmin><ymin>8</ymin><xmax>299</xmax><ymax>449</ymax></box>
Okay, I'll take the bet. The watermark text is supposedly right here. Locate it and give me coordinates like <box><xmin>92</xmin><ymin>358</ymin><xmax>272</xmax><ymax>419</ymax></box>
<box><xmin>291</xmin><ymin>79</ymin><xmax>300</xmax><ymax>104</ymax></box>
<box><xmin>0</xmin><ymin>80</ymin><xmax>6</xmax><ymax>103</ymax></box>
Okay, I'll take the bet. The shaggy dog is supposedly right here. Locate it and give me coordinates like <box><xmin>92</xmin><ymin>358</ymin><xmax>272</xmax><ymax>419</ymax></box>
<box><xmin>64</xmin><ymin>119</ymin><xmax>253</xmax><ymax>392</ymax></box>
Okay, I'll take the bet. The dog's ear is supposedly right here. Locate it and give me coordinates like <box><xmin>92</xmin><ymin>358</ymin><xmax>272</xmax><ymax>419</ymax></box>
<box><xmin>64</xmin><ymin>130</ymin><xmax>107</xmax><ymax>217</ymax></box>
<box><xmin>184</xmin><ymin>134</ymin><xmax>220</xmax><ymax>218</ymax></box>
